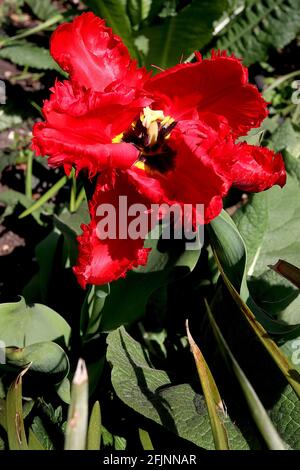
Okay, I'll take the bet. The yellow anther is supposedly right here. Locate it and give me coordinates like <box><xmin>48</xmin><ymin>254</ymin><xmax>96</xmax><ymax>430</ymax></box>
<box><xmin>112</xmin><ymin>132</ymin><xmax>124</xmax><ymax>143</ymax></box>
<box><xmin>161</xmin><ymin>115</ymin><xmax>174</xmax><ymax>127</ymax></box>
<box><xmin>134</xmin><ymin>161</ymin><xmax>146</xmax><ymax>171</ymax></box>
<box><xmin>141</xmin><ymin>106</ymin><xmax>165</xmax><ymax>129</ymax></box>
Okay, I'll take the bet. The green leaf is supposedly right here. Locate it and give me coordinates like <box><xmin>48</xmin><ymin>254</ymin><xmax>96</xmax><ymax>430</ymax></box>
<box><xmin>269</xmin><ymin>120</ymin><xmax>300</xmax><ymax>182</ymax></box>
<box><xmin>186</xmin><ymin>320</ymin><xmax>229</xmax><ymax>450</ymax></box>
<box><xmin>0</xmin><ymin>297</ymin><xmax>71</xmax><ymax>348</ymax></box>
<box><xmin>81</xmin><ymin>285</ymin><xmax>110</xmax><ymax>337</ymax></box>
<box><xmin>53</xmin><ymin>202</ymin><xmax>90</xmax><ymax>266</ymax></box>
<box><xmin>270</xmin><ymin>119</ymin><xmax>300</xmax><ymax>158</ymax></box>
<box><xmin>127</xmin><ymin>0</ymin><xmax>152</xmax><ymax>25</ymax></box>
<box><xmin>19</xmin><ymin>175</ymin><xmax>68</xmax><ymax>219</ymax></box>
<box><xmin>31</xmin><ymin>416</ymin><xmax>54</xmax><ymax>450</ymax></box>
<box><xmin>5</xmin><ymin>342</ymin><xmax>69</xmax><ymax>383</ymax></box>
<box><xmin>106</xmin><ymin>327</ymin><xmax>249</xmax><ymax>449</ymax></box>
<box><xmin>216</xmin><ymin>0</ymin><xmax>300</xmax><ymax>66</ymax></box>
<box><xmin>25</xmin><ymin>0</ymin><xmax>60</xmax><ymax>20</ymax></box>
<box><xmin>85</xmin><ymin>0</ymin><xmax>138</xmax><ymax>58</ymax></box>
<box><xmin>140</xmin><ymin>0</ymin><xmax>227</xmax><ymax>69</ymax></box>
<box><xmin>55</xmin><ymin>377</ymin><xmax>71</xmax><ymax>404</ymax></box>
<box><xmin>100</xmin><ymin>235</ymin><xmax>201</xmax><ymax>331</ymax></box>
<box><xmin>269</xmin><ymin>384</ymin><xmax>300</xmax><ymax>449</ymax></box>
<box><xmin>205</xmin><ymin>300</ymin><xmax>286</xmax><ymax>450</ymax></box>
<box><xmin>0</xmin><ymin>42</ymin><xmax>61</xmax><ymax>70</ymax></box>
<box><xmin>209</xmin><ymin>208</ymin><xmax>300</xmax><ymax>337</ymax></box>
<box><xmin>233</xmin><ymin>192</ymin><xmax>268</xmax><ymax>272</ymax></box>
<box><xmin>87</xmin><ymin>401</ymin><xmax>101</xmax><ymax>450</ymax></box>
<box><xmin>0</xmin><ymin>189</ymin><xmax>53</xmax><ymax>224</ymax></box>
<box><xmin>23</xmin><ymin>231</ymin><xmax>65</xmax><ymax>304</ymax></box>
<box><xmin>209</xmin><ymin>210</ymin><xmax>300</xmax><ymax>400</ymax></box>
<box><xmin>234</xmin><ymin>176</ymin><xmax>300</xmax><ymax>326</ymax></box>
<box><xmin>6</xmin><ymin>368</ymin><xmax>29</xmax><ymax>450</ymax></box>
<box><xmin>28</xmin><ymin>429</ymin><xmax>46</xmax><ymax>450</ymax></box>
<box><xmin>138</xmin><ymin>428</ymin><xmax>154</xmax><ymax>450</ymax></box>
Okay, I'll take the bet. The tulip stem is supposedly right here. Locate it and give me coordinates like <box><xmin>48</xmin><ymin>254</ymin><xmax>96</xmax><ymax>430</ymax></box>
<box><xmin>70</xmin><ymin>169</ymin><xmax>77</xmax><ymax>213</ymax></box>
<box><xmin>0</xmin><ymin>15</ymin><xmax>63</xmax><ymax>48</ymax></box>
<box><xmin>25</xmin><ymin>150</ymin><xmax>33</xmax><ymax>199</ymax></box>
<box><xmin>74</xmin><ymin>187</ymin><xmax>86</xmax><ymax>212</ymax></box>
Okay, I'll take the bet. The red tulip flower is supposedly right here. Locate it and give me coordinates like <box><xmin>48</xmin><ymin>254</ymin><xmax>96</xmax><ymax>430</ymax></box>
<box><xmin>32</xmin><ymin>12</ymin><xmax>286</xmax><ymax>287</ymax></box>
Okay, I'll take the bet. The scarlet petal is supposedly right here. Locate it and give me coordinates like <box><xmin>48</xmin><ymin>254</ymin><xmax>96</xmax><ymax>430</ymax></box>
<box><xmin>32</xmin><ymin>80</ymin><xmax>147</xmax><ymax>175</ymax></box>
<box><xmin>224</xmin><ymin>144</ymin><xmax>286</xmax><ymax>192</ymax></box>
<box><xmin>73</xmin><ymin>172</ymin><xmax>152</xmax><ymax>287</ymax></box>
<box><xmin>50</xmin><ymin>12</ymin><xmax>147</xmax><ymax>91</ymax></box>
<box><xmin>128</xmin><ymin>120</ymin><xmax>230</xmax><ymax>224</ymax></box>
<box><xmin>145</xmin><ymin>51</ymin><xmax>267</xmax><ymax>136</ymax></box>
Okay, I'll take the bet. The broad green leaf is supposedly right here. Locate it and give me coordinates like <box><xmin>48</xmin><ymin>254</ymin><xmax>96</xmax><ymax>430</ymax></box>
<box><xmin>5</xmin><ymin>342</ymin><xmax>69</xmax><ymax>383</ymax></box>
<box><xmin>234</xmin><ymin>176</ymin><xmax>300</xmax><ymax>326</ymax></box>
<box><xmin>186</xmin><ymin>320</ymin><xmax>229</xmax><ymax>450</ymax></box>
<box><xmin>55</xmin><ymin>377</ymin><xmax>71</xmax><ymax>405</ymax></box>
<box><xmin>0</xmin><ymin>297</ymin><xmax>71</xmax><ymax>348</ymax></box>
<box><xmin>233</xmin><ymin>192</ymin><xmax>268</xmax><ymax>273</ymax></box>
<box><xmin>270</xmin><ymin>384</ymin><xmax>300</xmax><ymax>449</ymax></box>
<box><xmin>216</xmin><ymin>0</ymin><xmax>300</xmax><ymax>66</ymax></box>
<box><xmin>106</xmin><ymin>327</ymin><xmax>249</xmax><ymax>449</ymax></box>
<box><xmin>255</xmin><ymin>175</ymin><xmax>300</xmax><ymax>282</ymax></box>
<box><xmin>85</xmin><ymin>0</ymin><xmax>138</xmax><ymax>58</ymax></box>
<box><xmin>6</xmin><ymin>368</ymin><xmax>29</xmax><ymax>450</ymax></box>
<box><xmin>209</xmin><ymin>209</ymin><xmax>300</xmax><ymax>336</ymax></box>
<box><xmin>87</xmin><ymin>401</ymin><xmax>101</xmax><ymax>450</ymax></box>
<box><xmin>0</xmin><ymin>42</ymin><xmax>61</xmax><ymax>70</ymax></box>
<box><xmin>25</xmin><ymin>0</ymin><xmax>60</xmax><ymax>20</ymax></box>
<box><xmin>100</xmin><ymin>235</ymin><xmax>201</xmax><ymax>331</ymax></box>
<box><xmin>270</xmin><ymin>119</ymin><xmax>300</xmax><ymax>159</ymax></box>
<box><xmin>209</xmin><ymin>211</ymin><xmax>300</xmax><ymax>400</ymax></box>
<box><xmin>140</xmin><ymin>0</ymin><xmax>226</xmax><ymax>69</ymax></box>
<box><xmin>205</xmin><ymin>301</ymin><xmax>286</xmax><ymax>450</ymax></box>
<box><xmin>65</xmin><ymin>359</ymin><xmax>89</xmax><ymax>450</ymax></box>
<box><xmin>283</xmin><ymin>150</ymin><xmax>300</xmax><ymax>184</ymax></box>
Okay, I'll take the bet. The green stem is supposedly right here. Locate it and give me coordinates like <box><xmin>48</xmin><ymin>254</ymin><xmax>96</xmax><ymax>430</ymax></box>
<box><xmin>74</xmin><ymin>186</ymin><xmax>86</xmax><ymax>212</ymax></box>
<box><xmin>70</xmin><ymin>169</ymin><xmax>77</xmax><ymax>213</ymax></box>
<box><xmin>263</xmin><ymin>70</ymin><xmax>300</xmax><ymax>95</ymax></box>
<box><xmin>19</xmin><ymin>174</ymin><xmax>68</xmax><ymax>219</ymax></box>
<box><xmin>25</xmin><ymin>151</ymin><xmax>33</xmax><ymax>199</ymax></box>
<box><xmin>0</xmin><ymin>14</ymin><xmax>63</xmax><ymax>47</ymax></box>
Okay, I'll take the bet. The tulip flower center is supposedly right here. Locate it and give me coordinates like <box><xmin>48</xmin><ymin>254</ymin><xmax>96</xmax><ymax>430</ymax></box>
<box><xmin>113</xmin><ymin>106</ymin><xmax>177</xmax><ymax>174</ymax></box>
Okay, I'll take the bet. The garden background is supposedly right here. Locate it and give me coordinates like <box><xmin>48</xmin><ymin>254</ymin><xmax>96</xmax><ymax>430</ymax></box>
<box><xmin>0</xmin><ymin>0</ymin><xmax>300</xmax><ymax>451</ymax></box>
